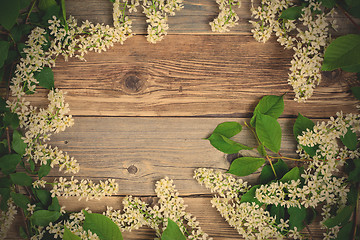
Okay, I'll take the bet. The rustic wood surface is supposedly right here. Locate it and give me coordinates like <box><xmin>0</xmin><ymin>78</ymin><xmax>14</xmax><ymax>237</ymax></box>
<box><xmin>5</xmin><ymin>0</ymin><xmax>359</xmax><ymax>239</ymax></box>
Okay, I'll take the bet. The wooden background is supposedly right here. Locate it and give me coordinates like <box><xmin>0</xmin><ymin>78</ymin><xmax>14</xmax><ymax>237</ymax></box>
<box><xmin>7</xmin><ymin>0</ymin><xmax>360</xmax><ymax>239</ymax></box>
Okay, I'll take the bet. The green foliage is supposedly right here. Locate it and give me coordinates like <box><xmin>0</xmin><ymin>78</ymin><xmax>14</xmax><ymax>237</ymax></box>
<box><xmin>251</xmin><ymin>95</ymin><xmax>284</xmax><ymax>127</ymax></box>
<box><xmin>161</xmin><ymin>218</ymin><xmax>186</xmax><ymax>240</ymax></box>
<box><xmin>347</xmin><ymin>159</ymin><xmax>360</xmax><ymax>182</ymax></box>
<box><xmin>48</xmin><ymin>197</ymin><xmax>61</xmax><ymax>212</ymax></box>
<box><xmin>19</xmin><ymin>226</ymin><xmax>28</xmax><ymax>239</ymax></box>
<box><xmin>0</xmin><ymin>154</ymin><xmax>22</xmax><ymax>175</ymax></box>
<box><xmin>38</xmin><ymin>162</ymin><xmax>51</xmax><ymax>179</ymax></box>
<box><xmin>288</xmin><ymin>206</ymin><xmax>307</xmax><ymax>230</ymax></box>
<box><xmin>30</xmin><ymin>210</ymin><xmax>61</xmax><ymax>226</ymax></box>
<box><xmin>319</xmin><ymin>0</ymin><xmax>336</xmax><ymax>8</ymax></box>
<box><xmin>343</xmin><ymin>0</ymin><xmax>360</xmax><ymax>18</ymax></box>
<box><xmin>0</xmin><ymin>0</ymin><xmax>20</xmax><ymax>30</ymax></box>
<box><xmin>240</xmin><ymin>185</ymin><xmax>261</xmax><ymax>205</ymax></box>
<box><xmin>351</xmin><ymin>86</ymin><xmax>360</xmax><ymax>100</ymax></box>
<box><xmin>322</xmin><ymin>34</ymin><xmax>360</xmax><ymax>72</ymax></box>
<box><xmin>0</xmin><ymin>188</ymin><xmax>11</xmax><ymax>211</ymax></box>
<box><xmin>256</xmin><ymin>113</ymin><xmax>282</xmax><ymax>153</ymax></box>
<box><xmin>4</xmin><ymin>112</ymin><xmax>20</xmax><ymax>129</ymax></box>
<box><xmin>293</xmin><ymin>113</ymin><xmax>314</xmax><ymax>141</ymax></box>
<box><xmin>323</xmin><ymin>205</ymin><xmax>354</xmax><ymax>228</ymax></box>
<box><xmin>12</xmin><ymin>130</ymin><xmax>27</xmax><ymax>156</ymax></box>
<box><xmin>207</xmin><ymin>133</ymin><xmax>252</xmax><ymax>154</ymax></box>
<box><xmin>212</xmin><ymin>121</ymin><xmax>242</xmax><ymax>138</ymax></box>
<box><xmin>11</xmin><ymin>192</ymin><xmax>30</xmax><ymax>210</ymax></box>
<box><xmin>260</xmin><ymin>159</ymin><xmax>288</xmax><ymax>184</ymax></box>
<box><xmin>227</xmin><ymin>157</ymin><xmax>265</xmax><ymax>176</ymax></box>
<box><xmin>280</xmin><ymin>167</ymin><xmax>301</xmax><ymax>183</ymax></box>
<box><xmin>280</xmin><ymin>6</ymin><xmax>304</xmax><ymax>20</ymax></box>
<box><xmin>34</xmin><ymin>67</ymin><xmax>55</xmax><ymax>90</ymax></box>
<box><xmin>83</xmin><ymin>210</ymin><xmax>123</xmax><ymax>240</ymax></box>
<box><xmin>335</xmin><ymin>221</ymin><xmax>353</xmax><ymax>240</ymax></box>
<box><xmin>33</xmin><ymin>189</ymin><xmax>52</xmax><ymax>207</ymax></box>
<box><xmin>38</xmin><ymin>0</ymin><xmax>57</xmax><ymax>11</ymax></box>
<box><xmin>63</xmin><ymin>226</ymin><xmax>82</xmax><ymax>240</ymax></box>
<box><xmin>10</xmin><ymin>172</ymin><xmax>32</xmax><ymax>186</ymax></box>
<box><xmin>340</xmin><ymin>127</ymin><xmax>358</xmax><ymax>151</ymax></box>
<box><xmin>269</xmin><ymin>205</ymin><xmax>285</xmax><ymax>224</ymax></box>
<box><xmin>0</xmin><ymin>41</ymin><xmax>10</xmax><ymax>69</ymax></box>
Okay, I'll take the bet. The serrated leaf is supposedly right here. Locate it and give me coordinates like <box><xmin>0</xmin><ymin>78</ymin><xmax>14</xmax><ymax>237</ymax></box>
<box><xmin>38</xmin><ymin>0</ymin><xmax>57</xmax><ymax>11</ymax></box>
<box><xmin>240</xmin><ymin>185</ymin><xmax>261</xmax><ymax>205</ymax></box>
<box><xmin>10</xmin><ymin>192</ymin><xmax>30</xmax><ymax>210</ymax></box>
<box><xmin>340</xmin><ymin>127</ymin><xmax>358</xmax><ymax>151</ymax></box>
<box><xmin>12</xmin><ymin>130</ymin><xmax>27</xmax><ymax>156</ymax></box>
<box><xmin>34</xmin><ymin>67</ymin><xmax>54</xmax><ymax>90</ymax></box>
<box><xmin>227</xmin><ymin>157</ymin><xmax>265</xmax><ymax>176</ymax></box>
<box><xmin>10</xmin><ymin>172</ymin><xmax>32</xmax><ymax>186</ymax></box>
<box><xmin>0</xmin><ymin>154</ymin><xmax>22</xmax><ymax>175</ymax></box>
<box><xmin>38</xmin><ymin>162</ymin><xmax>51</xmax><ymax>179</ymax></box>
<box><xmin>288</xmin><ymin>206</ymin><xmax>307</xmax><ymax>230</ymax></box>
<box><xmin>63</xmin><ymin>226</ymin><xmax>81</xmax><ymax>240</ymax></box>
<box><xmin>48</xmin><ymin>197</ymin><xmax>60</xmax><ymax>212</ymax></box>
<box><xmin>280</xmin><ymin>167</ymin><xmax>300</xmax><ymax>183</ymax></box>
<box><xmin>161</xmin><ymin>218</ymin><xmax>186</xmax><ymax>240</ymax></box>
<box><xmin>4</xmin><ymin>112</ymin><xmax>20</xmax><ymax>129</ymax></box>
<box><xmin>83</xmin><ymin>210</ymin><xmax>123</xmax><ymax>240</ymax></box>
<box><xmin>280</xmin><ymin>6</ymin><xmax>304</xmax><ymax>20</ymax></box>
<box><xmin>323</xmin><ymin>206</ymin><xmax>354</xmax><ymax>228</ymax></box>
<box><xmin>322</xmin><ymin>34</ymin><xmax>360</xmax><ymax>71</ymax></box>
<box><xmin>212</xmin><ymin>122</ymin><xmax>242</xmax><ymax>138</ymax></box>
<box><xmin>208</xmin><ymin>133</ymin><xmax>252</xmax><ymax>154</ymax></box>
<box><xmin>351</xmin><ymin>87</ymin><xmax>360</xmax><ymax>100</ymax></box>
<box><xmin>251</xmin><ymin>95</ymin><xmax>284</xmax><ymax>127</ymax></box>
<box><xmin>30</xmin><ymin>210</ymin><xmax>61</xmax><ymax>226</ymax></box>
<box><xmin>0</xmin><ymin>41</ymin><xmax>10</xmax><ymax>69</ymax></box>
<box><xmin>293</xmin><ymin>113</ymin><xmax>314</xmax><ymax>141</ymax></box>
<box><xmin>256</xmin><ymin>113</ymin><xmax>282</xmax><ymax>153</ymax></box>
<box><xmin>0</xmin><ymin>0</ymin><xmax>20</xmax><ymax>30</ymax></box>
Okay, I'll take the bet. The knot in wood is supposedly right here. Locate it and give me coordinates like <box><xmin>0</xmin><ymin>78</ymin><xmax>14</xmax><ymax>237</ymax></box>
<box><xmin>120</xmin><ymin>72</ymin><xmax>147</xmax><ymax>94</ymax></box>
<box><xmin>127</xmin><ymin>165</ymin><xmax>138</xmax><ymax>174</ymax></box>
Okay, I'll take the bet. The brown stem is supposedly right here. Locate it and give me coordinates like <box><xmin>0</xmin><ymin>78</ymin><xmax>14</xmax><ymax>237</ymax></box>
<box><xmin>6</xmin><ymin>127</ymin><xmax>11</xmax><ymax>153</ymax></box>
<box><xmin>336</xmin><ymin>4</ymin><xmax>360</xmax><ymax>32</ymax></box>
<box><xmin>6</xmin><ymin>62</ymin><xmax>15</xmax><ymax>100</ymax></box>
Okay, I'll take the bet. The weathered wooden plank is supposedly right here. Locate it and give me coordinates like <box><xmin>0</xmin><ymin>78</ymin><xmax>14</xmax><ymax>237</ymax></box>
<box><xmin>65</xmin><ymin>0</ymin><xmax>359</xmax><ymax>35</ymax></box>
<box><xmin>6</xmin><ymin>197</ymin><xmax>326</xmax><ymax>239</ymax></box>
<box><xmin>43</xmin><ymin>117</ymin><xmax>316</xmax><ymax>195</ymax></box>
<box><xmin>21</xmin><ymin>35</ymin><xmax>358</xmax><ymax>118</ymax></box>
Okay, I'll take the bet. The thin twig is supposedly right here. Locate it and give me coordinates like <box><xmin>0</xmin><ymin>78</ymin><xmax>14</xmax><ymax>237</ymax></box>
<box><xmin>6</xmin><ymin>127</ymin><xmax>11</xmax><ymax>153</ymax></box>
<box><xmin>336</xmin><ymin>4</ymin><xmax>360</xmax><ymax>32</ymax></box>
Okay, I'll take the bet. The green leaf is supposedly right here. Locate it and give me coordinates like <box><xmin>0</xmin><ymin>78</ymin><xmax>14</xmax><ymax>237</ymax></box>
<box><xmin>34</xmin><ymin>67</ymin><xmax>54</xmax><ymax>90</ymax></box>
<box><xmin>20</xmin><ymin>0</ymin><xmax>32</xmax><ymax>9</ymax></box>
<box><xmin>60</xmin><ymin>0</ymin><xmax>68</xmax><ymax>31</ymax></box>
<box><xmin>288</xmin><ymin>206</ymin><xmax>307</xmax><ymax>230</ymax></box>
<box><xmin>161</xmin><ymin>218</ymin><xmax>186</xmax><ymax>240</ymax></box>
<box><xmin>280</xmin><ymin>167</ymin><xmax>301</xmax><ymax>183</ymax></box>
<box><xmin>270</xmin><ymin>205</ymin><xmax>285</xmax><ymax>224</ymax></box>
<box><xmin>10</xmin><ymin>172</ymin><xmax>32</xmax><ymax>186</ymax></box>
<box><xmin>38</xmin><ymin>162</ymin><xmax>51</xmax><ymax>179</ymax></box>
<box><xmin>0</xmin><ymin>177</ymin><xmax>11</xmax><ymax>188</ymax></box>
<box><xmin>212</xmin><ymin>122</ymin><xmax>242</xmax><ymax>138</ymax></box>
<box><xmin>19</xmin><ymin>226</ymin><xmax>28</xmax><ymax>239</ymax></box>
<box><xmin>38</xmin><ymin>0</ymin><xmax>57</xmax><ymax>11</ymax></box>
<box><xmin>0</xmin><ymin>154</ymin><xmax>22</xmax><ymax>175</ymax></box>
<box><xmin>48</xmin><ymin>197</ymin><xmax>60</xmax><ymax>212</ymax></box>
<box><xmin>351</xmin><ymin>87</ymin><xmax>360</xmax><ymax>100</ymax></box>
<box><xmin>335</xmin><ymin>221</ymin><xmax>353</xmax><ymax>240</ymax></box>
<box><xmin>256</xmin><ymin>113</ymin><xmax>282</xmax><ymax>153</ymax></box>
<box><xmin>257</xmin><ymin>144</ymin><xmax>267</xmax><ymax>157</ymax></box>
<box><xmin>63</xmin><ymin>226</ymin><xmax>81</xmax><ymax>240</ymax></box>
<box><xmin>240</xmin><ymin>185</ymin><xmax>261</xmax><ymax>205</ymax></box>
<box><xmin>0</xmin><ymin>188</ymin><xmax>11</xmax><ymax>211</ymax></box>
<box><xmin>301</xmin><ymin>145</ymin><xmax>318</xmax><ymax>157</ymax></box>
<box><xmin>33</xmin><ymin>189</ymin><xmax>52</xmax><ymax>207</ymax></box>
<box><xmin>293</xmin><ymin>113</ymin><xmax>314</xmax><ymax>141</ymax></box>
<box><xmin>0</xmin><ymin>97</ymin><xmax>8</xmax><ymax>113</ymax></box>
<box><xmin>0</xmin><ymin>0</ymin><xmax>20</xmax><ymax>30</ymax></box>
<box><xmin>0</xmin><ymin>41</ymin><xmax>10</xmax><ymax>69</ymax></box>
<box><xmin>207</xmin><ymin>133</ymin><xmax>252</xmax><ymax>154</ymax></box>
<box><xmin>12</xmin><ymin>130</ymin><xmax>27</xmax><ymax>156</ymax></box>
<box><xmin>319</xmin><ymin>0</ymin><xmax>336</xmax><ymax>8</ymax></box>
<box><xmin>227</xmin><ymin>157</ymin><xmax>265</xmax><ymax>176</ymax></box>
<box><xmin>251</xmin><ymin>95</ymin><xmax>284</xmax><ymax>127</ymax></box>
<box><xmin>280</xmin><ymin>6</ymin><xmax>304</xmax><ymax>20</ymax></box>
<box><xmin>4</xmin><ymin>112</ymin><xmax>20</xmax><ymax>129</ymax></box>
<box><xmin>342</xmin><ymin>63</ymin><xmax>360</xmax><ymax>72</ymax></box>
<box><xmin>344</xmin><ymin>0</ymin><xmax>360</xmax><ymax>18</ymax></box>
<box><xmin>347</xmin><ymin>184</ymin><xmax>358</xmax><ymax>205</ymax></box>
<box><xmin>322</xmin><ymin>34</ymin><xmax>360</xmax><ymax>71</ymax></box>
<box><xmin>260</xmin><ymin>159</ymin><xmax>289</xmax><ymax>184</ymax></box>
<box><xmin>348</xmin><ymin>159</ymin><xmax>360</xmax><ymax>182</ymax></box>
<box><xmin>340</xmin><ymin>127</ymin><xmax>358</xmax><ymax>151</ymax></box>
<box><xmin>30</xmin><ymin>210</ymin><xmax>61</xmax><ymax>226</ymax></box>
<box><xmin>83</xmin><ymin>210</ymin><xmax>123</xmax><ymax>240</ymax></box>
<box><xmin>10</xmin><ymin>192</ymin><xmax>30</xmax><ymax>210</ymax></box>
<box><xmin>323</xmin><ymin>206</ymin><xmax>354</xmax><ymax>228</ymax></box>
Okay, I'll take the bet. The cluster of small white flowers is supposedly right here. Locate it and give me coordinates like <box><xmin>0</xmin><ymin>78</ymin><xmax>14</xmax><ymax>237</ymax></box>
<box><xmin>50</xmin><ymin>177</ymin><xmax>118</xmax><ymax>201</ymax></box>
<box><xmin>32</xmin><ymin>179</ymin><xmax>47</xmax><ymax>188</ymax></box>
<box><xmin>105</xmin><ymin>177</ymin><xmax>211</xmax><ymax>239</ymax></box>
<box><xmin>210</xmin><ymin>0</ymin><xmax>241</xmax><ymax>32</ymax></box>
<box><xmin>250</xmin><ymin>0</ymin><xmax>337</xmax><ymax>102</ymax></box>
<box><xmin>142</xmin><ymin>0</ymin><xmax>184</xmax><ymax>43</ymax></box>
<box><xmin>194</xmin><ymin>168</ymin><xmax>249</xmax><ymax>199</ymax></box>
<box><xmin>0</xmin><ymin>199</ymin><xmax>17</xmax><ymax>240</ymax></box>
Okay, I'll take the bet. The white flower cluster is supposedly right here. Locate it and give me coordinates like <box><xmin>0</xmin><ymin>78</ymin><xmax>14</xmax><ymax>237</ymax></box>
<box><xmin>250</xmin><ymin>0</ymin><xmax>337</xmax><ymax>102</ymax></box>
<box><xmin>210</xmin><ymin>0</ymin><xmax>241</xmax><ymax>32</ymax></box>
<box><xmin>194</xmin><ymin>168</ymin><xmax>290</xmax><ymax>239</ymax></box>
<box><xmin>105</xmin><ymin>177</ymin><xmax>211</xmax><ymax>239</ymax></box>
<box><xmin>50</xmin><ymin>177</ymin><xmax>119</xmax><ymax>201</ymax></box>
<box><xmin>0</xmin><ymin>199</ymin><xmax>17</xmax><ymax>240</ymax></box>
<box><xmin>142</xmin><ymin>0</ymin><xmax>184</xmax><ymax>43</ymax></box>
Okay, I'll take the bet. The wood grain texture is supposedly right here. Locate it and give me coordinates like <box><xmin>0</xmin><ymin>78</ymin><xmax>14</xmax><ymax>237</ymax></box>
<box><xmin>6</xmin><ymin>197</ymin><xmax>326</xmax><ymax>239</ymax></box>
<box><xmin>42</xmin><ymin>117</ymin><xmax>322</xmax><ymax>195</ymax></box>
<box><xmin>21</xmin><ymin>35</ymin><xmax>358</xmax><ymax>118</ymax></box>
<box><xmin>64</xmin><ymin>0</ymin><xmax>359</xmax><ymax>35</ymax></box>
